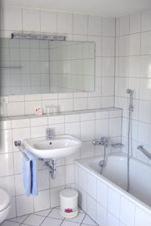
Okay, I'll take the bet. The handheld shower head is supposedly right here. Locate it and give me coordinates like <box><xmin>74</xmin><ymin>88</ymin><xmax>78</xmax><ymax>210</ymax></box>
<box><xmin>126</xmin><ymin>89</ymin><xmax>134</xmax><ymax>95</ymax></box>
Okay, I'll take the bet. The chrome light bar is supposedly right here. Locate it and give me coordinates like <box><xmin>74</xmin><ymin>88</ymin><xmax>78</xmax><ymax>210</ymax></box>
<box><xmin>11</xmin><ymin>32</ymin><xmax>66</xmax><ymax>41</ymax></box>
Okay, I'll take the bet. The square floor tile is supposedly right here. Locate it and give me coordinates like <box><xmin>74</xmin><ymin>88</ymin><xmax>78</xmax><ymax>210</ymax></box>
<box><xmin>81</xmin><ymin>225</ymin><xmax>98</xmax><ymax>226</ymax></box>
<box><xmin>1</xmin><ymin>221</ymin><xmax>20</xmax><ymax>226</ymax></box>
<box><xmin>41</xmin><ymin>218</ymin><xmax>62</xmax><ymax>226</ymax></box>
<box><xmin>23</xmin><ymin>214</ymin><xmax>45</xmax><ymax>226</ymax></box>
<box><xmin>61</xmin><ymin>221</ymin><xmax>80</xmax><ymax>226</ymax></box>
<box><xmin>82</xmin><ymin>215</ymin><xmax>98</xmax><ymax>225</ymax></box>
<box><xmin>21</xmin><ymin>224</ymin><xmax>31</xmax><ymax>226</ymax></box>
<box><xmin>10</xmin><ymin>215</ymin><xmax>29</xmax><ymax>224</ymax></box>
<box><xmin>35</xmin><ymin>209</ymin><xmax>51</xmax><ymax>217</ymax></box>
<box><xmin>48</xmin><ymin>207</ymin><xmax>64</xmax><ymax>220</ymax></box>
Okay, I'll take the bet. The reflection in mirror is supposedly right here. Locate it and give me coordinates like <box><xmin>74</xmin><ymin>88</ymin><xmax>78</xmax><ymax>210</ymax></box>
<box><xmin>0</xmin><ymin>38</ymin><xmax>95</xmax><ymax>95</ymax></box>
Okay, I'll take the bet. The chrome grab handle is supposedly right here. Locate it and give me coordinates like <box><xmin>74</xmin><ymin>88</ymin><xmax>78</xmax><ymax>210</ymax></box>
<box><xmin>137</xmin><ymin>145</ymin><xmax>151</xmax><ymax>160</ymax></box>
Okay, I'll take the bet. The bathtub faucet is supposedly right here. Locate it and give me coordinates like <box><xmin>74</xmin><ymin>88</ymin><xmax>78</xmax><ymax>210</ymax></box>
<box><xmin>92</xmin><ymin>137</ymin><xmax>109</xmax><ymax>146</ymax></box>
<box><xmin>93</xmin><ymin>137</ymin><xmax>110</xmax><ymax>170</ymax></box>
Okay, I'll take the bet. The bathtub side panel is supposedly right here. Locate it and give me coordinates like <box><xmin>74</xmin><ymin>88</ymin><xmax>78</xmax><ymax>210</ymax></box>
<box><xmin>75</xmin><ymin>160</ymin><xmax>151</xmax><ymax>226</ymax></box>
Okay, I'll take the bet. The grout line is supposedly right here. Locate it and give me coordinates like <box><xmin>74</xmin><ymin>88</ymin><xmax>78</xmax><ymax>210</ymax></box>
<box><xmin>19</xmin><ymin>223</ymin><xmax>30</xmax><ymax>225</ymax></box>
<box><xmin>60</xmin><ymin>218</ymin><xmax>65</xmax><ymax>225</ymax></box>
<box><xmin>39</xmin><ymin>208</ymin><xmax>53</xmax><ymax>226</ymax></box>
<box><xmin>8</xmin><ymin>213</ymin><xmax>30</xmax><ymax>225</ymax></box>
<box><xmin>80</xmin><ymin>211</ymin><xmax>86</xmax><ymax>226</ymax></box>
<box><xmin>113</xmin><ymin>17</ymin><xmax>117</xmax><ymax>108</ymax></box>
<box><xmin>19</xmin><ymin>213</ymin><xmax>32</xmax><ymax>225</ymax></box>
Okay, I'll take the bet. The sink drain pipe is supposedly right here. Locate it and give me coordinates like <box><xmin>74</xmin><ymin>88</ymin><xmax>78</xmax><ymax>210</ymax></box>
<box><xmin>43</xmin><ymin>159</ymin><xmax>56</xmax><ymax>179</ymax></box>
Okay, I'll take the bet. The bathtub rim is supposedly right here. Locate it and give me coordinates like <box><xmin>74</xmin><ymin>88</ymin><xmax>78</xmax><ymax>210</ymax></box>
<box><xmin>75</xmin><ymin>153</ymin><xmax>151</xmax><ymax>215</ymax></box>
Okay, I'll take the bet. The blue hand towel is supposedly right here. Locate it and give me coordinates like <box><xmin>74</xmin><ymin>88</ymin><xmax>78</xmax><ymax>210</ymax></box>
<box><xmin>22</xmin><ymin>150</ymin><xmax>38</xmax><ymax>196</ymax></box>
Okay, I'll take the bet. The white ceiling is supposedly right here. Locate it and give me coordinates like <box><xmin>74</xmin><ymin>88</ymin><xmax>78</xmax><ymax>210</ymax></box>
<box><xmin>2</xmin><ymin>0</ymin><xmax>151</xmax><ymax>17</ymax></box>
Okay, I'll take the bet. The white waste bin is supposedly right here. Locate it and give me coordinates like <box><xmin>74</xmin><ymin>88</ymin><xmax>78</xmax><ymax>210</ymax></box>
<box><xmin>60</xmin><ymin>189</ymin><xmax>78</xmax><ymax>218</ymax></box>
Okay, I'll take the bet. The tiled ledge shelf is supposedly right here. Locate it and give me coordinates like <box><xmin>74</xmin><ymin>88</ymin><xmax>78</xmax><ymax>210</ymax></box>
<box><xmin>0</xmin><ymin>107</ymin><xmax>123</xmax><ymax>133</ymax></box>
<box><xmin>0</xmin><ymin>107</ymin><xmax>122</xmax><ymax>123</ymax></box>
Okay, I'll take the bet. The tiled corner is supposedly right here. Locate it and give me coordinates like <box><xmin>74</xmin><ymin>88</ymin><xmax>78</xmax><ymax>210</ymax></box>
<box><xmin>115</xmin><ymin>9</ymin><xmax>151</xmax><ymax>167</ymax></box>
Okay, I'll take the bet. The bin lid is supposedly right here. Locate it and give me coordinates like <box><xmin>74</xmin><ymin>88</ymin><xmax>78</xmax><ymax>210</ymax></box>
<box><xmin>60</xmin><ymin>189</ymin><xmax>78</xmax><ymax>199</ymax></box>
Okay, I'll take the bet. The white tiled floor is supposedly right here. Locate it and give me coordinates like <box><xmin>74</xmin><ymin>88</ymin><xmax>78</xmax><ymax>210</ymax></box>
<box><xmin>1</xmin><ymin>207</ymin><xmax>99</xmax><ymax>226</ymax></box>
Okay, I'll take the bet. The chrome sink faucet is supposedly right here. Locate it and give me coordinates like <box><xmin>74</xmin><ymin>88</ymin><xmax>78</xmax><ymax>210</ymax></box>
<box><xmin>46</xmin><ymin>128</ymin><xmax>55</xmax><ymax>140</ymax></box>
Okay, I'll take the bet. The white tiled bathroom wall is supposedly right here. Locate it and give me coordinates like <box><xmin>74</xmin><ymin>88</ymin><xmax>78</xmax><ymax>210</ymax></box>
<box><xmin>115</xmin><ymin>10</ymin><xmax>151</xmax><ymax>165</ymax></box>
<box><xmin>0</xmin><ymin>6</ymin><xmax>116</xmax><ymax>117</ymax></box>
<box><xmin>0</xmin><ymin>5</ymin><xmax>119</xmax><ymax>220</ymax></box>
<box><xmin>0</xmin><ymin>108</ymin><xmax>122</xmax><ymax>218</ymax></box>
<box><xmin>3</xmin><ymin>4</ymin><xmax>151</xmax><ymax>224</ymax></box>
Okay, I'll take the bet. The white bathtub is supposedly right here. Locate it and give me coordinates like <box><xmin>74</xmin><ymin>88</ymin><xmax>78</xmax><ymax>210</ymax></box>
<box><xmin>75</xmin><ymin>153</ymin><xmax>151</xmax><ymax>226</ymax></box>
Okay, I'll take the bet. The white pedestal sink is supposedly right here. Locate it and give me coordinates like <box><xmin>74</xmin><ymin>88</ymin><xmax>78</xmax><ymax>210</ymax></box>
<box><xmin>23</xmin><ymin>135</ymin><xmax>82</xmax><ymax>160</ymax></box>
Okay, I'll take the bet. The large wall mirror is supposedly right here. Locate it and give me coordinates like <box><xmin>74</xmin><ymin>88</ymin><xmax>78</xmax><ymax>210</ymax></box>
<box><xmin>0</xmin><ymin>37</ymin><xmax>95</xmax><ymax>95</ymax></box>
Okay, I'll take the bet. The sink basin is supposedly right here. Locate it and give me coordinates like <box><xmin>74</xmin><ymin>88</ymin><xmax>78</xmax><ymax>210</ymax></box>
<box><xmin>23</xmin><ymin>135</ymin><xmax>82</xmax><ymax>159</ymax></box>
